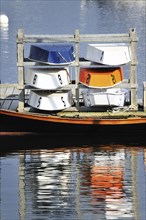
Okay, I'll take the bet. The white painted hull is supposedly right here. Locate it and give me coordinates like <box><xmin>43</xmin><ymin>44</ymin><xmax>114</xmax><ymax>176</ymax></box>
<box><xmin>85</xmin><ymin>43</ymin><xmax>131</xmax><ymax>65</ymax></box>
<box><xmin>25</xmin><ymin>68</ymin><xmax>70</xmax><ymax>89</ymax></box>
<box><xmin>28</xmin><ymin>90</ymin><xmax>72</xmax><ymax>111</ymax></box>
<box><xmin>82</xmin><ymin>88</ymin><xmax>128</xmax><ymax>107</ymax></box>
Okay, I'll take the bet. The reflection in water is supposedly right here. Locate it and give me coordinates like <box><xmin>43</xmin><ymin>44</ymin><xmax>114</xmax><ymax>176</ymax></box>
<box><xmin>0</xmin><ymin>26</ymin><xmax>9</xmax><ymax>39</ymax></box>
<box><xmin>0</xmin><ymin>26</ymin><xmax>9</xmax><ymax>59</ymax></box>
<box><xmin>0</xmin><ymin>25</ymin><xmax>9</xmax><ymax>83</ymax></box>
<box><xmin>12</xmin><ymin>146</ymin><xmax>145</xmax><ymax>220</ymax></box>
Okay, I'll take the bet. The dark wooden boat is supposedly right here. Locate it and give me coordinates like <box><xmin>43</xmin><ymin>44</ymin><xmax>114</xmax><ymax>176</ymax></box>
<box><xmin>1</xmin><ymin>107</ymin><xmax>146</xmax><ymax>134</ymax></box>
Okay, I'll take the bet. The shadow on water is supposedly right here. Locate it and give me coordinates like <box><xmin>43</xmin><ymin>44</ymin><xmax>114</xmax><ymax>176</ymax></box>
<box><xmin>0</xmin><ymin>131</ymin><xmax>145</xmax><ymax>153</ymax></box>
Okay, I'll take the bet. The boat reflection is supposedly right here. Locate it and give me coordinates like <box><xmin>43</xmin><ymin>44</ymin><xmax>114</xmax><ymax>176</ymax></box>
<box><xmin>91</xmin><ymin>150</ymin><xmax>132</xmax><ymax>219</ymax></box>
<box><xmin>17</xmin><ymin>146</ymin><xmax>145</xmax><ymax>219</ymax></box>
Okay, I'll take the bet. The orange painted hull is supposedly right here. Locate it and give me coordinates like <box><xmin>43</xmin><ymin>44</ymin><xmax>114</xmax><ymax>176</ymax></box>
<box><xmin>0</xmin><ymin>109</ymin><xmax>146</xmax><ymax>125</ymax></box>
<box><xmin>0</xmin><ymin>109</ymin><xmax>146</xmax><ymax>140</ymax></box>
<box><xmin>79</xmin><ymin>67</ymin><xmax>123</xmax><ymax>88</ymax></box>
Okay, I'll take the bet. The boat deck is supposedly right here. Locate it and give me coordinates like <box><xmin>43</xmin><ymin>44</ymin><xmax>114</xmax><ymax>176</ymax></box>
<box><xmin>1</xmin><ymin>84</ymin><xmax>146</xmax><ymax>119</ymax></box>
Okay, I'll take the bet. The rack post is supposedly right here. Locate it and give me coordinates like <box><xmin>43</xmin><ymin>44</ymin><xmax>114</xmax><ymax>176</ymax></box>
<box><xmin>17</xmin><ymin>29</ymin><xmax>25</xmax><ymax>112</ymax></box>
<box><xmin>74</xmin><ymin>29</ymin><xmax>80</xmax><ymax>110</ymax></box>
<box><xmin>129</xmin><ymin>28</ymin><xmax>138</xmax><ymax>110</ymax></box>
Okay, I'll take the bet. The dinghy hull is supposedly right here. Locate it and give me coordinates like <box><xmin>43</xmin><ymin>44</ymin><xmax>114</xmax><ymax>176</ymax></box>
<box><xmin>85</xmin><ymin>43</ymin><xmax>131</xmax><ymax>65</ymax></box>
<box><xmin>79</xmin><ymin>67</ymin><xmax>123</xmax><ymax>88</ymax></box>
<box><xmin>29</xmin><ymin>44</ymin><xmax>75</xmax><ymax>65</ymax></box>
<box><xmin>28</xmin><ymin>90</ymin><xmax>72</xmax><ymax>111</ymax></box>
<box><xmin>82</xmin><ymin>88</ymin><xmax>128</xmax><ymax>107</ymax></box>
<box><xmin>25</xmin><ymin>68</ymin><xmax>70</xmax><ymax>89</ymax></box>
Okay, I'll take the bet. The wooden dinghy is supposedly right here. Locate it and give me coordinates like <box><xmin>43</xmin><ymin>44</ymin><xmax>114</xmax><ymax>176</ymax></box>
<box><xmin>82</xmin><ymin>88</ymin><xmax>128</xmax><ymax>107</ymax></box>
<box><xmin>85</xmin><ymin>43</ymin><xmax>131</xmax><ymax>66</ymax></box>
<box><xmin>28</xmin><ymin>44</ymin><xmax>75</xmax><ymax>65</ymax></box>
<box><xmin>25</xmin><ymin>67</ymin><xmax>70</xmax><ymax>89</ymax></box>
<box><xmin>1</xmin><ymin>108</ymin><xmax>146</xmax><ymax>134</ymax></box>
<box><xmin>28</xmin><ymin>90</ymin><xmax>72</xmax><ymax>111</ymax></box>
<box><xmin>79</xmin><ymin>67</ymin><xmax>123</xmax><ymax>88</ymax></box>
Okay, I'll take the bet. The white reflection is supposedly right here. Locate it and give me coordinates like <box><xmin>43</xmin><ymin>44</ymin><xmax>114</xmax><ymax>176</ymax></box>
<box><xmin>0</xmin><ymin>26</ymin><xmax>9</xmax><ymax>40</ymax></box>
<box><xmin>36</xmin><ymin>150</ymin><xmax>71</xmax><ymax>205</ymax></box>
<box><xmin>80</xmin><ymin>0</ymin><xmax>88</xmax><ymax>29</ymax></box>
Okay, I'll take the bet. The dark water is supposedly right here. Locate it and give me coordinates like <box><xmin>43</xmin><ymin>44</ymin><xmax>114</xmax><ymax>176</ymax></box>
<box><xmin>0</xmin><ymin>0</ymin><xmax>146</xmax><ymax>220</ymax></box>
<box><xmin>1</xmin><ymin>136</ymin><xmax>146</xmax><ymax>220</ymax></box>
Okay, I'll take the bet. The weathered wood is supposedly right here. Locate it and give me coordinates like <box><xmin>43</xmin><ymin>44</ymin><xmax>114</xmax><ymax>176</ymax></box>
<box><xmin>23</xmin><ymin>33</ymin><xmax>130</xmax><ymax>43</ymax></box>
<box><xmin>129</xmin><ymin>28</ymin><xmax>138</xmax><ymax>110</ymax></box>
<box><xmin>0</xmin><ymin>83</ymin><xmax>18</xmax><ymax>88</ymax></box>
<box><xmin>16</xmin><ymin>28</ymin><xmax>140</xmax><ymax>113</ymax></box>
<box><xmin>74</xmin><ymin>29</ymin><xmax>80</xmax><ymax>109</ymax></box>
<box><xmin>17</xmin><ymin>29</ymin><xmax>25</xmax><ymax>112</ymax></box>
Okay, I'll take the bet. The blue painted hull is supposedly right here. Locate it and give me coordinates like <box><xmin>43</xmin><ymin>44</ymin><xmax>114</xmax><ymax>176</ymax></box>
<box><xmin>29</xmin><ymin>44</ymin><xmax>75</xmax><ymax>65</ymax></box>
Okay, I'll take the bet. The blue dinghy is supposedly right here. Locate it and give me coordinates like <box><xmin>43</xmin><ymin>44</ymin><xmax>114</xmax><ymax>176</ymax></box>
<box><xmin>29</xmin><ymin>44</ymin><xmax>75</xmax><ymax>65</ymax></box>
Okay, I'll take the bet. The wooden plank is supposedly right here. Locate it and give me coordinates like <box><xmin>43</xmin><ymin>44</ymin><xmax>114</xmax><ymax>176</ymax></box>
<box><xmin>0</xmin><ymin>99</ymin><xmax>5</xmax><ymax>108</ymax></box>
<box><xmin>0</xmin><ymin>85</ymin><xmax>19</xmax><ymax>98</ymax></box>
<box><xmin>1</xmin><ymin>99</ymin><xmax>13</xmax><ymax>110</ymax></box>
<box><xmin>23</xmin><ymin>33</ymin><xmax>131</xmax><ymax>43</ymax></box>
<box><xmin>0</xmin><ymin>99</ymin><xmax>18</xmax><ymax>111</ymax></box>
<box><xmin>5</xmin><ymin>87</ymin><xmax>15</xmax><ymax>96</ymax></box>
<box><xmin>0</xmin><ymin>84</ymin><xmax>18</xmax><ymax>88</ymax></box>
<box><xmin>9</xmin><ymin>99</ymin><xmax>18</xmax><ymax>111</ymax></box>
<box><xmin>79</xmin><ymin>34</ymin><xmax>130</xmax><ymax>43</ymax></box>
<box><xmin>0</xmin><ymin>87</ymin><xmax>7</xmax><ymax>97</ymax></box>
<box><xmin>24</xmin><ymin>34</ymin><xmax>74</xmax><ymax>43</ymax></box>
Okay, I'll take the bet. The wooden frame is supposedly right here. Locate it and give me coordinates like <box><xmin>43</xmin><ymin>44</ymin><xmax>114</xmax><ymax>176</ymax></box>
<box><xmin>16</xmin><ymin>28</ymin><xmax>138</xmax><ymax>112</ymax></box>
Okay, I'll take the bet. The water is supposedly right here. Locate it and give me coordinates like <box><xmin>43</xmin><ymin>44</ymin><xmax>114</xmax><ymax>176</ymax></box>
<box><xmin>0</xmin><ymin>1</ymin><xmax>146</xmax><ymax>220</ymax></box>
<box><xmin>1</xmin><ymin>138</ymin><xmax>146</xmax><ymax>220</ymax></box>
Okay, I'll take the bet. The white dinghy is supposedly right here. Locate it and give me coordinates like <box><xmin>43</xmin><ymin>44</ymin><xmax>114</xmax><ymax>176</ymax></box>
<box><xmin>28</xmin><ymin>90</ymin><xmax>72</xmax><ymax>111</ymax></box>
<box><xmin>82</xmin><ymin>88</ymin><xmax>129</xmax><ymax>107</ymax></box>
<box><xmin>25</xmin><ymin>67</ymin><xmax>70</xmax><ymax>90</ymax></box>
<box><xmin>85</xmin><ymin>43</ymin><xmax>131</xmax><ymax>66</ymax></box>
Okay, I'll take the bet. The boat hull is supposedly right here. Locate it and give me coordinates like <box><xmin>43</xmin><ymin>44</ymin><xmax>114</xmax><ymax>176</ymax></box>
<box><xmin>28</xmin><ymin>90</ymin><xmax>72</xmax><ymax>111</ymax></box>
<box><xmin>0</xmin><ymin>110</ymin><xmax>146</xmax><ymax>135</ymax></box>
<box><xmin>25</xmin><ymin>67</ymin><xmax>70</xmax><ymax>89</ymax></box>
<box><xmin>79</xmin><ymin>67</ymin><xmax>123</xmax><ymax>88</ymax></box>
<box><xmin>82</xmin><ymin>88</ymin><xmax>128</xmax><ymax>107</ymax></box>
<box><xmin>29</xmin><ymin>44</ymin><xmax>75</xmax><ymax>65</ymax></box>
<box><xmin>85</xmin><ymin>43</ymin><xmax>131</xmax><ymax>65</ymax></box>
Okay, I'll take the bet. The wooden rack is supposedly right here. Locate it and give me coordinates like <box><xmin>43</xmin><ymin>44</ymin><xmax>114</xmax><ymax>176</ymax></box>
<box><xmin>16</xmin><ymin>28</ymin><xmax>138</xmax><ymax>112</ymax></box>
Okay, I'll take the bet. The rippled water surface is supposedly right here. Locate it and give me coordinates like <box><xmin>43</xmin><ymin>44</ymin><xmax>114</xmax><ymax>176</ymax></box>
<box><xmin>1</xmin><ymin>139</ymin><xmax>146</xmax><ymax>220</ymax></box>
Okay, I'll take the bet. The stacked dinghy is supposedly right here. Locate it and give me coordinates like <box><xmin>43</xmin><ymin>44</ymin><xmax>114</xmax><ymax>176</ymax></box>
<box><xmin>80</xmin><ymin>43</ymin><xmax>131</xmax><ymax>108</ymax></box>
<box><xmin>26</xmin><ymin>44</ymin><xmax>75</xmax><ymax>111</ymax></box>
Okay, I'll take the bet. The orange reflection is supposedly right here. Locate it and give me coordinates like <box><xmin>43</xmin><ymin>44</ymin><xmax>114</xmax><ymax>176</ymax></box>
<box><xmin>91</xmin><ymin>166</ymin><xmax>123</xmax><ymax>200</ymax></box>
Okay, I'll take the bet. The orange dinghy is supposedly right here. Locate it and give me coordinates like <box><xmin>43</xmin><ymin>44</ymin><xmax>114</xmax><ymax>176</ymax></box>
<box><xmin>79</xmin><ymin>67</ymin><xmax>123</xmax><ymax>88</ymax></box>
